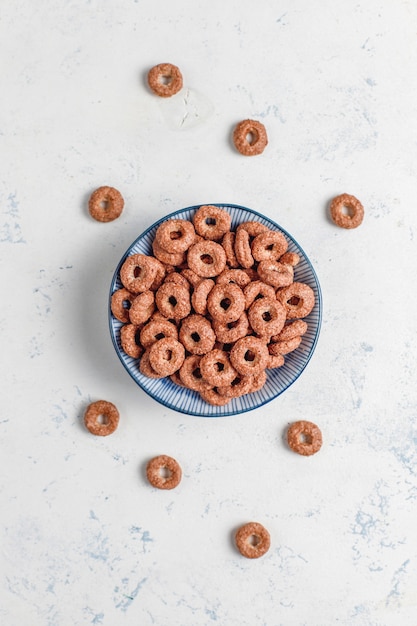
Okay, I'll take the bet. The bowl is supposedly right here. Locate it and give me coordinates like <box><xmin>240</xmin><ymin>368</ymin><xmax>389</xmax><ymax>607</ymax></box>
<box><xmin>109</xmin><ymin>203</ymin><xmax>322</xmax><ymax>417</ymax></box>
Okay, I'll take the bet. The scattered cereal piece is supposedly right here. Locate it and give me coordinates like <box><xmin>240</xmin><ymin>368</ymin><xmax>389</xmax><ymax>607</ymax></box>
<box><xmin>235</xmin><ymin>522</ymin><xmax>271</xmax><ymax>558</ymax></box>
<box><xmin>329</xmin><ymin>193</ymin><xmax>364</xmax><ymax>229</ymax></box>
<box><xmin>147</xmin><ymin>63</ymin><xmax>183</xmax><ymax>98</ymax></box>
<box><xmin>88</xmin><ymin>186</ymin><xmax>124</xmax><ymax>222</ymax></box>
<box><xmin>287</xmin><ymin>420</ymin><xmax>322</xmax><ymax>456</ymax></box>
<box><xmin>84</xmin><ymin>400</ymin><xmax>120</xmax><ymax>436</ymax></box>
<box><xmin>146</xmin><ymin>455</ymin><xmax>182</xmax><ymax>489</ymax></box>
<box><xmin>233</xmin><ymin>119</ymin><xmax>268</xmax><ymax>156</ymax></box>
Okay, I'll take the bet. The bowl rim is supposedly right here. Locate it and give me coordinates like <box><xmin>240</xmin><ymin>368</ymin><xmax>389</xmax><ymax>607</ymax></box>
<box><xmin>108</xmin><ymin>202</ymin><xmax>322</xmax><ymax>417</ymax></box>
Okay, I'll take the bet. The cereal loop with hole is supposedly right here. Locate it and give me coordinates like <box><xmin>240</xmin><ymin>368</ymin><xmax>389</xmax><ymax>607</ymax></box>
<box><xmin>207</xmin><ymin>283</ymin><xmax>245</xmax><ymax>324</ymax></box>
<box><xmin>155</xmin><ymin>282</ymin><xmax>191</xmax><ymax>320</ymax></box>
<box><xmin>287</xmin><ymin>420</ymin><xmax>323</xmax><ymax>456</ymax></box>
<box><xmin>193</xmin><ymin>205</ymin><xmax>232</xmax><ymax>241</ymax></box>
<box><xmin>111</xmin><ymin>288</ymin><xmax>136</xmax><ymax>323</ymax></box>
<box><xmin>147</xmin><ymin>63</ymin><xmax>183</xmax><ymax>98</ymax></box>
<box><xmin>84</xmin><ymin>400</ymin><xmax>120</xmax><ymax>436</ymax></box>
<box><xmin>235</xmin><ymin>522</ymin><xmax>270</xmax><ymax>558</ymax></box>
<box><xmin>330</xmin><ymin>193</ymin><xmax>364</xmax><ymax>229</ymax></box>
<box><xmin>139</xmin><ymin>318</ymin><xmax>178</xmax><ymax>349</ymax></box>
<box><xmin>277</xmin><ymin>282</ymin><xmax>315</xmax><ymax>319</ymax></box>
<box><xmin>212</xmin><ymin>312</ymin><xmax>249</xmax><ymax>344</ymax></box>
<box><xmin>120</xmin><ymin>324</ymin><xmax>143</xmax><ymax>359</ymax></box>
<box><xmin>155</xmin><ymin>219</ymin><xmax>196</xmax><ymax>253</ymax></box>
<box><xmin>146</xmin><ymin>455</ymin><xmax>182</xmax><ymax>489</ymax></box>
<box><xmin>88</xmin><ymin>186</ymin><xmax>124</xmax><ymax>222</ymax></box>
<box><xmin>179</xmin><ymin>355</ymin><xmax>213</xmax><ymax>391</ymax></box>
<box><xmin>120</xmin><ymin>254</ymin><xmax>160</xmax><ymax>294</ymax></box>
<box><xmin>230</xmin><ymin>336</ymin><xmax>269</xmax><ymax>377</ymax></box>
<box><xmin>199</xmin><ymin>349</ymin><xmax>238</xmax><ymax>387</ymax></box>
<box><xmin>233</xmin><ymin>120</ymin><xmax>268</xmax><ymax>156</ymax></box>
<box><xmin>148</xmin><ymin>337</ymin><xmax>185</xmax><ymax>376</ymax></box>
<box><xmin>257</xmin><ymin>260</ymin><xmax>293</xmax><ymax>289</ymax></box>
<box><xmin>179</xmin><ymin>314</ymin><xmax>216</xmax><ymax>355</ymax></box>
<box><xmin>187</xmin><ymin>240</ymin><xmax>227</xmax><ymax>278</ymax></box>
<box><xmin>248</xmin><ymin>297</ymin><xmax>286</xmax><ymax>337</ymax></box>
<box><xmin>251</xmin><ymin>230</ymin><xmax>288</xmax><ymax>262</ymax></box>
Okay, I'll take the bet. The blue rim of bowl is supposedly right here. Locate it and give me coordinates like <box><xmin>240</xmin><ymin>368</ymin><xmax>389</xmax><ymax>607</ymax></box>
<box><xmin>109</xmin><ymin>203</ymin><xmax>322</xmax><ymax>417</ymax></box>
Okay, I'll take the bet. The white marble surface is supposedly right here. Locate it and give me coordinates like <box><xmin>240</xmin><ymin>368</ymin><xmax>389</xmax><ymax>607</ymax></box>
<box><xmin>1</xmin><ymin>1</ymin><xmax>417</xmax><ymax>625</ymax></box>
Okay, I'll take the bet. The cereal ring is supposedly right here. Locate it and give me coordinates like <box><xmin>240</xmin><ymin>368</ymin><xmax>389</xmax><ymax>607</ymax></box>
<box><xmin>272</xmin><ymin>320</ymin><xmax>308</xmax><ymax>342</ymax></box>
<box><xmin>120</xmin><ymin>254</ymin><xmax>159</xmax><ymax>294</ymax></box>
<box><xmin>152</xmin><ymin>238</ymin><xmax>185</xmax><ymax>266</ymax></box>
<box><xmin>149</xmin><ymin>337</ymin><xmax>185</xmax><ymax>376</ymax></box>
<box><xmin>146</xmin><ymin>455</ymin><xmax>182</xmax><ymax>489</ymax></box>
<box><xmin>207</xmin><ymin>283</ymin><xmax>245</xmax><ymax>324</ymax></box>
<box><xmin>139</xmin><ymin>349</ymin><xmax>165</xmax><ymax>378</ymax></box>
<box><xmin>84</xmin><ymin>400</ymin><xmax>120</xmax><ymax>436</ymax></box>
<box><xmin>179</xmin><ymin>314</ymin><xmax>216</xmax><ymax>355</ymax></box>
<box><xmin>212</xmin><ymin>312</ymin><xmax>249</xmax><ymax>344</ymax></box>
<box><xmin>287</xmin><ymin>420</ymin><xmax>323</xmax><ymax>456</ymax></box>
<box><xmin>234</xmin><ymin>228</ymin><xmax>254</xmax><ymax>269</ymax></box>
<box><xmin>193</xmin><ymin>205</ymin><xmax>232</xmax><ymax>241</ymax></box>
<box><xmin>147</xmin><ymin>63</ymin><xmax>183</xmax><ymax>98</ymax></box>
<box><xmin>129</xmin><ymin>291</ymin><xmax>155</xmax><ymax>325</ymax></box>
<box><xmin>179</xmin><ymin>355</ymin><xmax>213</xmax><ymax>391</ymax></box>
<box><xmin>251</xmin><ymin>231</ymin><xmax>288</xmax><ymax>262</ymax></box>
<box><xmin>111</xmin><ymin>288</ymin><xmax>136</xmax><ymax>323</ymax></box>
<box><xmin>88</xmin><ymin>186</ymin><xmax>124</xmax><ymax>222</ymax></box>
<box><xmin>199</xmin><ymin>349</ymin><xmax>237</xmax><ymax>387</ymax></box>
<box><xmin>235</xmin><ymin>522</ymin><xmax>270</xmax><ymax>558</ymax></box>
<box><xmin>155</xmin><ymin>219</ymin><xmax>196</xmax><ymax>253</ymax></box>
<box><xmin>250</xmin><ymin>369</ymin><xmax>267</xmax><ymax>392</ymax></box>
<box><xmin>155</xmin><ymin>282</ymin><xmax>191</xmax><ymax>320</ymax></box>
<box><xmin>277</xmin><ymin>282</ymin><xmax>315</xmax><ymax>319</ymax></box>
<box><xmin>180</xmin><ymin>268</ymin><xmax>202</xmax><ymax>287</ymax></box>
<box><xmin>222</xmin><ymin>231</ymin><xmax>239</xmax><ymax>268</ymax></box>
<box><xmin>330</xmin><ymin>193</ymin><xmax>364</xmax><ymax>229</ymax></box>
<box><xmin>216</xmin><ymin>269</ymin><xmax>251</xmax><ymax>288</ymax></box>
<box><xmin>170</xmin><ymin>370</ymin><xmax>185</xmax><ymax>387</ymax></box>
<box><xmin>269</xmin><ymin>335</ymin><xmax>302</xmax><ymax>355</ymax></box>
<box><xmin>120</xmin><ymin>323</ymin><xmax>143</xmax><ymax>359</ymax></box>
<box><xmin>149</xmin><ymin>260</ymin><xmax>166</xmax><ymax>292</ymax></box>
<box><xmin>191</xmin><ymin>278</ymin><xmax>215</xmax><ymax>315</ymax></box>
<box><xmin>217</xmin><ymin>374</ymin><xmax>253</xmax><ymax>398</ymax></box>
<box><xmin>164</xmin><ymin>272</ymin><xmax>190</xmax><ymax>288</ymax></box>
<box><xmin>230</xmin><ymin>336</ymin><xmax>269</xmax><ymax>377</ymax></box>
<box><xmin>236</xmin><ymin>221</ymin><xmax>269</xmax><ymax>237</ymax></box>
<box><xmin>247</xmin><ymin>297</ymin><xmax>286</xmax><ymax>337</ymax></box>
<box><xmin>257</xmin><ymin>260</ymin><xmax>294</xmax><ymax>289</ymax></box>
<box><xmin>266</xmin><ymin>352</ymin><xmax>285</xmax><ymax>369</ymax></box>
<box><xmin>243</xmin><ymin>280</ymin><xmax>276</xmax><ymax>310</ymax></box>
<box><xmin>199</xmin><ymin>387</ymin><xmax>231</xmax><ymax>406</ymax></box>
<box><xmin>140</xmin><ymin>318</ymin><xmax>178</xmax><ymax>349</ymax></box>
<box><xmin>233</xmin><ymin>119</ymin><xmax>268</xmax><ymax>156</ymax></box>
<box><xmin>279</xmin><ymin>251</ymin><xmax>300</xmax><ymax>266</ymax></box>
<box><xmin>187</xmin><ymin>240</ymin><xmax>227</xmax><ymax>278</ymax></box>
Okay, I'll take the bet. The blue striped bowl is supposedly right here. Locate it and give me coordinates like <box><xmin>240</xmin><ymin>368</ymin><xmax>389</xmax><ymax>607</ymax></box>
<box><xmin>109</xmin><ymin>204</ymin><xmax>322</xmax><ymax>417</ymax></box>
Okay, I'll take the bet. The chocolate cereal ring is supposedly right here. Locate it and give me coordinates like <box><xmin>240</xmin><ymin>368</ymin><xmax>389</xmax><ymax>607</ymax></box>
<box><xmin>216</xmin><ymin>269</ymin><xmax>251</xmax><ymax>288</ymax></box>
<box><xmin>88</xmin><ymin>186</ymin><xmax>124</xmax><ymax>222</ymax></box>
<box><xmin>199</xmin><ymin>349</ymin><xmax>237</xmax><ymax>387</ymax></box>
<box><xmin>84</xmin><ymin>400</ymin><xmax>120</xmax><ymax>436</ymax></box>
<box><xmin>129</xmin><ymin>291</ymin><xmax>155</xmax><ymax>325</ymax></box>
<box><xmin>273</xmin><ymin>320</ymin><xmax>308</xmax><ymax>342</ymax></box>
<box><xmin>191</xmin><ymin>279</ymin><xmax>215</xmax><ymax>315</ymax></box>
<box><xmin>234</xmin><ymin>228</ymin><xmax>254</xmax><ymax>269</ymax></box>
<box><xmin>120</xmin><ymin>254</ymin><xmax>160</xmax><ymax>294</ymax></box>
<box><xmin>277</xmin><ymin>282</ymin><xmax>315</xmax><ymax>319</ymax></box>
<box><xmin>236</xmin><ymin>221</ymin><xmax>268</xmax><ymax>237</ymax></box>
<box><xmin>187</xmin><ymin>240</ymin><xmax>227</xmax><ymax>278</ymax></box>
<box><xmin>212</xmin><ymin>312</ymin><xmax>249</xmax><ymax>344</ymax></box>
<box><xmin>330</xmin><ymin>193</ymin><xmax>364</xmax><ymax>229</ymax></box>
<box><xmin>266</xmin><ymin>351</ymin><xmax>285</xmax><ymax>369</ymax></box>
<box><xmin>149</xmin><ymin>337</ymin><xmax>185</xmax><ymax>376</ymax></box>
<box><xmin>287</xmin><ymin>420</ymin><xmax>322</xmax><ymax>456</ymax></box>
<box><xmin>147</xmin><ymin>63</ymin><xmax>183</xmax><ymax>98</ymax></box>
<box><xmin>235</xmin><ymin>522</ymin><xmax>270</xmax><ymax>559</ymax></box>
<box><xmin>247</xmin><ymin>297</ymin><xmax>286</xmax><ymax>337</ymax></box>
<box><xmin>207</xmin><ymin>283</ymin><xmax>245</xmax><ymax>324</ymax></box>
<box><xmin>152</xmin><ymin>238</ymin><xmax>185</xmax><ymax>266</ymax></box>
<box><xmin>140</xmin><ymin>318</ymin><xmax>178</xmax><ymax>349</ymax></box>
<box><xmin>222</xmin><ymin>231</ymin><xmax>239</xmax><ymax>268</ymax></box>
<box><xmin>217</xmin><ymin>374</ymin><xmax>253</xmax><ymax>398</ymax></box>
<box><xmin>230</xmin><ymin>336</ymin><xmax>269</xmax><ymax>377</ymax></box>
<box><xmin>146</xmin><ymin>455</ymin><xmax>182</xmax><ymax>489</ymax></box>
<box><xmin>250</xmin><ymin>370</ymin><xmax>267</xmax><ymax>392</ymax></box>
<box><xmin>251</xmin><ymin>230</ymin><xmax>288</xmax><ymax>262</ymax></box>
<box><xmin>179</xmin><ymin>314</ymin><xmax>216</xmax><ymax>355</ymax></box>
<box><xmin>243</xmin><ymin>280</ymin><xmax>276</xmax><ymax>310</ymax></box>
<box><xmin>269</xmin><ymin>335</ymin><xmax>302</xmax><ymax>356</ymax></box>
<box><xmin>155</xmin><ymin>282</ymin><xmax>191</xmax><ymax>320</ymax></box>
<box><xmin>179</xmin><ymin>355</ymin><xmax>213</xmax><ymax>391</ymax></box>
<box><xmin>139</xmin><ymin>349</ymin><xmax>165</xmax><ymax>378</ymax></box>
<box><xmin>120</xmin><ymin>323</ymin><xmax>143</xmax><ymax>359</ymax></box>
<box><xmin>233</xmin><ymin>119</ymin><xmax>268</xmax><ymax>156</ymax></box>
<box><xmin>257</xmin><ymin>260</ymin><xmax>294</xmax><ymax>289</ymax></box>
<box><xmin>111</xmin><ymin>288</ymin><xmax>136</xmax><ymax>323</ymax></box>
<box><xmin>193</xmin><ymin>205</ymin><xmax>232</xmax><ymax>241</ymax></box>
<box><xmin>155</xmin><ymin>219</ymin><xmax>196</xmax><ymax>253</ymax></box>
<box><xmin>279</xmin><ymin>251</ymin><xmax>300</xmax><ymax>267</ymax></box>
<box><xmin>199</xmin><ymin>387</ymin><xmax>231</xmax><ymax>406</ymax></box>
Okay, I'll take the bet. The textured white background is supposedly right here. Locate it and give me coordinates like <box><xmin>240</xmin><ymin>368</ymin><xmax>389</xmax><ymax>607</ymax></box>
<box><xmin>1</xmin><ymin>1</ymin><xmax>417</xmax><ymax>625</ymax></box>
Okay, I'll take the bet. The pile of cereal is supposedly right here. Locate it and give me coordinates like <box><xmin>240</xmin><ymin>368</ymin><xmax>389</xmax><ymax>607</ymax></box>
<box><xmin>110</xmin><ymin>205</ymin><xmax>315</xmax><ymax>406</ymax></box>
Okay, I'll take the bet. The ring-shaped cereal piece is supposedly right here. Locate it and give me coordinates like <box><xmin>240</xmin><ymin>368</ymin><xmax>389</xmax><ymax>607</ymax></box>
<box><xmin>84</xmin><ymin>400</ymin><xmax>120</xmax><ymax>436</ymax></box>
<box><xmin>287</xmin><ymin>420</ymin><xmax>323</xmax><ymax>456</ymax></box>
<box><xmin>164</xmin><ymin>272</ymin><xmax>190</xmax><ymax>288</ymax></box>
<box><xmin>236</xmin><ymin>221</ymin><xmax>269</xmax><ymax>237</ymax></box>
<box><xmin>251</xmin><ymin>231</ymin><xmax>288</xmax><ymax>262</ymax></box>
<box><xmin>233</xmin><ymin>119</ymin><xmax>268</xmax><ymax>156</ymax></box>
<box><xmin>243</xmin><ymin>280</ymin><xmax>276</xmax><ymax>310</ymax></box>
<box><xmin>152</xmin><ymin>238</ymin><xmax>186</xmax><ymax>266</ymax></box>
<box><xmin>234</xmin><ymin>228</ymin><xmax>254</xmax><ymax>269</ymax></box>
<box><xmin>140</xmin><ymin>318</ymin><xmax>178</xmax><ymax>349</ymax></box>
<box><xmin>179</xmin><ymin>355</ymin><xmax>213</xmax><ymax>392</ymax></box>
<box><xmin>216</xmin><ymin>269</ymin><xmax>251</xmax><ymax>288</ymax></box>
<box><xmin>187</xmin><ymin>240</ymin><xmax>227</xmax><ymax>278</ymax></box>
<box><xmin>120</xmin><ymin>254</ymin><xmax>159</xmax><ymax>294</ymax></box>
<box><xmin>155</xmin><ymin>282</ymin><xmax>191</xmax><ymax>320</ymax></box>
<box><xmin>230</xmin><ymin>336</ymin><xmax>269</xmax><ymax>377</ymax></box>
<box><xmin>155</xmin><ymin>219</ymin><xmax>196</xmax><ymax>254</ymax></box>
<box><xmin>111</xmin><ymin>288</ymin><xmax>136</xmax><ymax>323</ymax></box>
<box><xmin>191</xmin><ymin>279</ymin><xmax>215</xmax><ymax>315</ymax></box>
<box><xmin>277</xmin><ymin>282</ymin><xmax>315</xmax><ymax>319</ymax></box>
<box><xmin>149</xmin><ymin>259</ymin><xmax>166</xmax><ymax>292</ymax></box>
<box><xmin>235</xmin><ymin>522</ymin><xmax>271</xmax><ymax>559</ymax></box>
<box><xmin>120</xmin><ymin>323</ymin><xmax>143</xmax><ymax>359</ymax></box>
<box><xmin>257</xmin><ymin>260</ymin><xmax>294</xmax><ymax>289</ymax></box>
<box><xmin>193</xmin><ymin>205</ymin><xmax>232</xmax><ymax>241</ymax></box>
<box><xmin>269</xmin><ymin>335</ymin><xmax>302</xmax><ymax>356</ymax></box>
<box><xmin>179</xmin><ymin>314</ymin><xmax>216</xmax><ymax>355</ymax></box>
<box><xmin>147</xmin><ymin>63</ymin><xmax>183</xmax><ymax>98</ymax></box>
<box><xmin>207</xmin><ymin>283</ymin><xmax>245</xmax><ymax>324</ymax></box>
<box><xmin>88</xmin><ymin>186</ymin><xmax>124</xmax><ymax>222</ymax></box>
<box><xmin>330</xmin><ymin>193</ymin><xmax>364</xmax><ymax>229</ymax></box>
<box><xmin>212</xmin><ymin>312</ymin><xmax>249</xmax><ymax>344</ymax></box>
<box><xmin>266</xmin><ymin>351</ymin><xmax>285</xmax><ymax>369</ymax></box>
<box><xmin>199</xmin><ymin>349</ymin><xmax>238</xmax><ymax>387</ymax></box>
<box><xmin>279</xmin><ymin>251</ymin><xmax>300</xmax><ymax>267</ymax></box>
<box><xmin>129</xmin><ymin>291</ymin><xmax>155</xmax><ymax>325</ymax></box>
<box><xmin>250</xmin><ymin>370</ymin><xmax>268</xmax><ymax>392</ymax></box>
<box><xmin>272</xmin><ymin>320</ymin><xmax>308</xmax><ymax>342</ymax></box>
<box><xmin>217</xmin><ymin>374</ymin><xmax>253</xmax><ymax>398</ymax></box>
<box><xmin>222</xmin><ymin>231</ymin><xmax>239</xmax><ymax>268</ymax></box>
<box><xmin>139</xmin><ymin>349</ymin><xmax>166</xmax><ymax>378</ymax></box>
<box><xmin>146</xmin><ymin>455</ymin><xmax>182</xmax><ymax>489</ymax></box>
<box><xmin>248</xmin><ymin>297</ymin><xmax>286</xmax><ymax>337</ymax></box>
<box><xmin>199</xmin><ymin>387</ymin><xmax>231</xmax><ymax>406</ymax></box>
<box><xmin>149</xmin><ymin>337</ymin><xmax>185</xmax><ymax>376</ymax></box>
